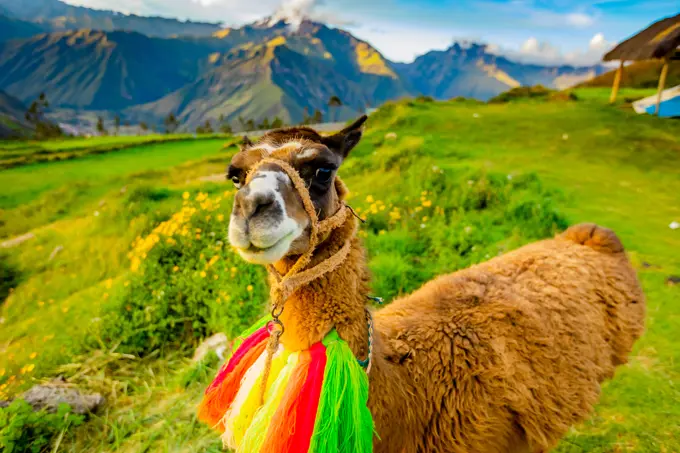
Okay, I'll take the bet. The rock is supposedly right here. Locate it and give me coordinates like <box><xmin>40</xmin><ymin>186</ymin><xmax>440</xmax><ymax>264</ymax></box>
<box><xmin>666</xmin><ymin>276</ymin><xmax>680</xmax><ymax>286</ymax></box>
<box><xmin>193</xmin><ymin>333</ymin><xmax>230</xmax><ymax>363</ymax></box>
<box><xmin>49</xmin><ymin>245</ymin><xmax>64</xmax><ymax>261</ymax></box>
<box><xmin>384</xmin><ymin>132</ymin><xmax>397</xmax><ymax>140</ymax></box>
<box><xmin>22</xmin><ymin>378</ymin><xmax>104</xmax><ymax>414</ymax></box>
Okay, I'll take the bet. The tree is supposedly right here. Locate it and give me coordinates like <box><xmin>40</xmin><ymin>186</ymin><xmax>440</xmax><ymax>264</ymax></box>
<box><xmin>302</xmin><ymin>107</ymin><xmax>311</xmax><ymax>125</ymax></box>
<box><xmin>237</xmin><ymin>116</ymin><xmax>247</xmax><ymax>131</ymax></box>
<box><xmin>257</xmin><ymin>117</ymin><xmax>270</xmax><ymax>130</ymax></box>
<box><xmin>220</xmin><ymin>122</ymin><xmax>233</xmax><ymax>134</ymax></box>
<box><xmin>271</xmin><ymin>117</ymin><xmax>284</xmax><ymax>129</ymax></box>
<box><xmin>139</xmin><ymin>122</ymin><xmax>148</xmax><ymax>135</ymax></box>
<box><xmin>96</xmin><ymin>116</ymin><xmax>107</xmax><ymax>136</ymax></box>
<box><xmin>246</xmin><ymin>119</ymin><xmax>255</xmax><ymax>131</ymax></box>
<box><xmin>217</xmin><ymin>114</ymin><xmax>232</xmax><ymax>134</ymax></box>
<box><xmin>164</xmin><ymin>113</ymin><xmax>180</xmax><ymax>134</ymax></box>
<box><xmin>312</xmin><ymin>109</ymin><xmax>323</xmax><ymax>124</ymax></box>
<box><xmin>328</xmin><ymin>95</ymin><xmax>342</xmax><ymax>122</ymax></box>
<box><xmin>24</xmin><ymin>93</ymin><xmax>62</xmax><ymax>139</ymax></box>
<box><xmin>197</xmin><ymin>120</ymin><xmax>213</xmax><ymax>135</ymax></box>
<box><xmin>114</xmin><ymin>114</ymin><xmax>121</xmax><ymax>135</ymax></box>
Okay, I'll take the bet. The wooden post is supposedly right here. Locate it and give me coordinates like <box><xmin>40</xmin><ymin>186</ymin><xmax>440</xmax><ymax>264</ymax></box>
<box><xmin>655</xmin><ymin>59</ymin><xmax>670</xmax><ymax>116</ymax></box>
<box><xmin>609</xmin><ymin>61</ymin><xmax>624</xmax><ymax>104</ymax></box>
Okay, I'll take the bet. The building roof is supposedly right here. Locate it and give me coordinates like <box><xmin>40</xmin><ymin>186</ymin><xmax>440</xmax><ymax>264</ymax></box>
<box><xmin>604</xmin><ymin>13</ymin><xmax>680</xmax><ymax>61</ymax></box>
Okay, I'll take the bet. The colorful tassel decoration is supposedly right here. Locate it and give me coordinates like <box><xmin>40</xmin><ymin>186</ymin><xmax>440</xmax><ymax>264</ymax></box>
<box><xmin>198</xmin><ymin>319</ymin><xmax>375</xmax><ymax>453</ymax></box>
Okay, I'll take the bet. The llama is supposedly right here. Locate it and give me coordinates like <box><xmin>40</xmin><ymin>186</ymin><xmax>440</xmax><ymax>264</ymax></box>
<box><xmin>219</xmin><ymin>116</ymin><xmax>645</xmax><ymax>453</ymax></box>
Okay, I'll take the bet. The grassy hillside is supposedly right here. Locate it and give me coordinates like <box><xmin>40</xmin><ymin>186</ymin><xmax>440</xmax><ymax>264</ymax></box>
<box><xmin>0</xmin><ymin>89</ymin><xmax>31</xmax><ymax>138</ymax></box>
<box><xmin>1</xmin><ymin>91</ymin><xmax>679</xmax><ymax>452</ymax></box>
<box><xmin>0</xmin><ymin>134</ymin><xmax>225</xmax><ymax>170</ymax></box>
<box><xmin>579</xmin><ymin>60</ymin><xmax>680</xmax><ymax>90</ymax></box>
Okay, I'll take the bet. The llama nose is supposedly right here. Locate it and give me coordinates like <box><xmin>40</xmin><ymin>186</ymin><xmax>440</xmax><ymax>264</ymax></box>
<box><xmin>235</xmin><ymin>190</ymin><xmax>276</xmax><ymax>221</ymax></box>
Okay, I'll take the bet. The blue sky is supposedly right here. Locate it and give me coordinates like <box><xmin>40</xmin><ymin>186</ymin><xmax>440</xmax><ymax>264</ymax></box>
<box><xmin>62</xmin><ymin>0</ymin><xmax>678</xmax><ymax>64</ymax></box>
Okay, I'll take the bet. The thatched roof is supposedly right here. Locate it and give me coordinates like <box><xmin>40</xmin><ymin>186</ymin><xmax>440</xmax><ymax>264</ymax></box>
<box><xmin>604</xmin><ymin>13</ymin><xmax>680</xmax><ymax>61</ymax></box>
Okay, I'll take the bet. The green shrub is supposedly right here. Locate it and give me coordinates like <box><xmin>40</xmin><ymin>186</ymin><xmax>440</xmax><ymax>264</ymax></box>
<box><xmin>99</xmin><ymin>191</ymin><xmax>267</xmax><ymax>356</ymax></box>
<box><xmin>0</xmin><ymin>400</ymin><xmax>84</xmax><ymax>453</ymax></box>
<box><xmin>357</xmin><ymin>167</ymin><xmax>568</xmax><ymax>301</ymax></box>
<box><xmin>489</xmin><ymin>85</ymin><xmax>554</xmax><ymax>103</ymax></box>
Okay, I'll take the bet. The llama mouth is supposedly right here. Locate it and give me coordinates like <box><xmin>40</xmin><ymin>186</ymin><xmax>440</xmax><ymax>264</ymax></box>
<box><xmin>236</xmin><ymin>230</ymin><xmax>299</xmax><ymax>264</ymax></box>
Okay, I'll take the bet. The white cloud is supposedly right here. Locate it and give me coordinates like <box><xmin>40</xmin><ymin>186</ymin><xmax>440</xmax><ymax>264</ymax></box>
<box><xmin>349</xmin><ymin>24</ymin><xmax>453</xmax><ymax>63</ymax></box>
<box><xmin>565</xmin><ymin>12</ymin><xmax>595</xmax><ymax>28</ymax></box>
<box><xmin>489</xmin><ymin>32</ymin><xmax>615</xmax><ymax>66</ymax></box>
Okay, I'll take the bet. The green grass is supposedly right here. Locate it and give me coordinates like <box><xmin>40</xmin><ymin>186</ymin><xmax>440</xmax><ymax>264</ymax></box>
<box><xmin>0</xmin><ymin>138</ymin><xmax>236</xmax><ymax>239</ymax></box>
<box><xmin>0</xmin><ymin>134</ymin><xmax>227</xmax><ymax>169</ymax></box>
<box><xmin>1</xmin><ymin>91</ymin><xmax>679</xmax><ymax>452</ymax></box>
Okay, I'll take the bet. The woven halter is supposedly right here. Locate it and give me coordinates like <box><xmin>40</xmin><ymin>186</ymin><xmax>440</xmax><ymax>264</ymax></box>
<box><xmin>244</xmin><ymin>150</ymin><xmax>364</xmax><ymax>403</ymax></box>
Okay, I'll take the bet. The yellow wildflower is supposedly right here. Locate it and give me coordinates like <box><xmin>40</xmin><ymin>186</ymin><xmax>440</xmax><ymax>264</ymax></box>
<box><xmin>200</xmin><ymin>271</ymin><xmax>207</xmax><ymax>278</ymax></box>
<box><xmin>422</xmin><ymin>216</ymin><xmax>429</xmax><ymax>222</ymax></box>
<box><xmin>217</xmin><ymin>214</ymin><xmax>225</xmax><ymax>222</ymax></box>
<box><xmin>422</xmin><ymin>200</ymin><xmax>432</xmax><ymax>207</ymax></box>
<box><xmin>365</xmin><ymin>195</ymin><xmax>374</xmax><ymax>203</ymax></box>
<box><xmin>247</xmin><ymin>285</ymin><xmax>254</xmax><ymax>292</ymax></box>
<box><xmin>62</xmin><ymin>306</ymin><xmax>69</xmax><ymax>313</ymax></box>
<box><xmin>173</xmin><ymin>266</ymin><xmax>180</xmax><ymax>272</ymax></box>
<box><xmin>0</xmin><ymin>368</ymin><xmax>5</xmax><ymax>377</ymax></box>
<box><xmin>379</xmin><ymin>230</ymin><xmax>386</xmax><ymax>235</ymax></box>
<box><xmin>29</xmin><ymin>352</ymin><xmax>37</xmax><ymax>359</ymax></box>
<box><xmin>183</xmin><ymin>192</ymin><xmax>190</xmax><ymax>200</ymax></box>
<box><xmin>38</xmin><ymin>301</ymin><xmax>45</xmax><ymax>307</ymax></box>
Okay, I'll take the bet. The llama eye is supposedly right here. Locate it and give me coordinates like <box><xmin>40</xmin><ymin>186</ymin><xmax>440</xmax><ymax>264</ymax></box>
<box><xmin>315</xmin><ymin>168</ymin><xmax>333</xmax><ymax>183</ymax></box>
<box><xmin>231</xmin><ymin>176</ymin><xmax>241</xmax><ymax>189</ymax></box>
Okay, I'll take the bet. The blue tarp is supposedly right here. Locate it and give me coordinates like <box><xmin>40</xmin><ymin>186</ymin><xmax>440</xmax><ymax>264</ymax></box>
<box><xmin>633</xmin><ymin>85</ymin><xmax>680</xmax><ymax>117</ymax></box>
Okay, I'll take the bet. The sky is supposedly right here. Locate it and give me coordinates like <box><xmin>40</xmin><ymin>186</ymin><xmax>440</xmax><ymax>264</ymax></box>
<box><xmin>61</xmin><ymin>0</ymin><xmax>679</xmax><ymax>65</ymax></box>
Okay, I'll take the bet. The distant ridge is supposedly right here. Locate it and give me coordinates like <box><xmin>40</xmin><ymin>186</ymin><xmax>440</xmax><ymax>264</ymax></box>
<box><xmin>0</xmin><ymin>0</ymin><xmax>221</xmax><ymax>38</ymax></box>
<box><xmin>0</xmin><ymin>2</ymin><xmax>605</xmax><ymax>131</ymax></box>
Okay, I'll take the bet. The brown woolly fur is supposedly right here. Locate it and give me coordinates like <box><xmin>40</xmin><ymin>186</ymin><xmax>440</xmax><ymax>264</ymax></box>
<box><xmin>227</xmin><ymin>120</ymin><xmax>645</xmax><ymax>452</ymax></box>
<box><xmin>279</xmin><ymin>222</ymin><xmax>645</xmax><ymax>452</ymax></box>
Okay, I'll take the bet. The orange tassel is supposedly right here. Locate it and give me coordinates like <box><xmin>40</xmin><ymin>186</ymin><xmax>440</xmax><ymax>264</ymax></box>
<box><xmin>198</xmin><ymin>339</ymin><xmax>268</xmax><ymax>429</ymax></box>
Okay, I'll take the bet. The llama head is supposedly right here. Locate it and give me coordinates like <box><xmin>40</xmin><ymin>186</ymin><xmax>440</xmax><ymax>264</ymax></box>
<box><xmin>227</xmin><ymin>116</ymin><xmax>367</xmax><ymax>264</ymax></box>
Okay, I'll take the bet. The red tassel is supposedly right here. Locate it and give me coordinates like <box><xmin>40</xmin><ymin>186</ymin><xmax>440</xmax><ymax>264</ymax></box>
<box><xmin>198</xmin><ymin>331</ymin><xmax>269</xmax><ymax>430</ymax></box>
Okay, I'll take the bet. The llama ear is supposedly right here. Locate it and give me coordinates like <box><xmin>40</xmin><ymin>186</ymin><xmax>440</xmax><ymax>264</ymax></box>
<box><xmin>241</xmin><ymin>136</ymin><xmax>253</xmax><ymax>149</ymax></box>
<box><xmin>323</xmin><ymin>115</ymin><xmax>367</xmax><ymax>158</ymax></box>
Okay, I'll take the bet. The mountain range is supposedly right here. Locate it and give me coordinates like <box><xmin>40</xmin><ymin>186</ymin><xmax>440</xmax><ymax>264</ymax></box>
<box><xmin>0</xmin><ymin>0</ymin><xmax>604</xmax><ymax>133</ymax></box>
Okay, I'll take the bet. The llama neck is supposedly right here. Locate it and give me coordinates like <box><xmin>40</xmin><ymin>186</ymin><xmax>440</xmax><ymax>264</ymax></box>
<box><xmin>271</xmin><ymin>219</ymin><xmax>371</xmax><ymax>357</ymax></box>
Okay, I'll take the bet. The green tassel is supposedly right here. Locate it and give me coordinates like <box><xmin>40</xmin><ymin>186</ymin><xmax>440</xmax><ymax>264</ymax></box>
<box><xmin>309</xmin><ymin>330</ymin><xmax>374</xmax><ymax>453</ymax></box>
